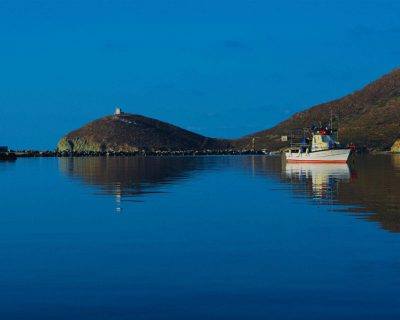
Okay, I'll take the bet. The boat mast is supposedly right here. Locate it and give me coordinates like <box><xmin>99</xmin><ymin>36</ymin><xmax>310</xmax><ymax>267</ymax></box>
<box><xmin>337</xmin><ymin>112</ymin><xmax>339</xmax><ymax>142</ymax></box>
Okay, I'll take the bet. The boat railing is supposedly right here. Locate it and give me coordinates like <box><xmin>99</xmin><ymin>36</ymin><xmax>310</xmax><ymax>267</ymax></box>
<box><xmin>290</xmin><ymin>142</ymin><xmax>309</xmax><ymax>147</ymax></box>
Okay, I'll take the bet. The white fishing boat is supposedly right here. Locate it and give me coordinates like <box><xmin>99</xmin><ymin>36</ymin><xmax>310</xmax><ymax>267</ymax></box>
<box><xmin>284</xmin><ymin>127</ymin><xmax>351</xmax><ymax>163</ymax></box>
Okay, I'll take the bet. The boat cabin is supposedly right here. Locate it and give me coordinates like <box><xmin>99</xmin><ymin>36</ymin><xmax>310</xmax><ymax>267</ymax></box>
<box><xmin>286</xmin><ymin>127</ymin><xmax>341</xmax><ymax>154</ymax></box>
<box><xmin>311</xmin><ymin>132</ymin><xmax>337</xmax><ymax>152</ymax></box>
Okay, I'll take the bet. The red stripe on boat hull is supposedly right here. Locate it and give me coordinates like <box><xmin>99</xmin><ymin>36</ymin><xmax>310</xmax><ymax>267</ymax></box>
<box><xmin>287</xmin><ymin>159</ymin><xmax>347</xmax><ymax>164</ymax></box>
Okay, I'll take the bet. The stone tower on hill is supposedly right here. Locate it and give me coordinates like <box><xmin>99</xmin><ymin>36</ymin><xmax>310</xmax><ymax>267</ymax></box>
<box><xmin>114</xmin><ymin>107</ymin><xmax>122</xmax><ymax>116</ymax></box>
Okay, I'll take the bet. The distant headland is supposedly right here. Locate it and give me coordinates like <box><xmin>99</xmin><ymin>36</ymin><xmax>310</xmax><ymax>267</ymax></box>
<box><xmin>57</xmin><ymin>108</ymin><xmax>231</xmax><ymax>154</ymax></box>
<box><xmin>6</xmin><ymin>67</ymin><xmax>400</xmax><ymax>157</ymax></box>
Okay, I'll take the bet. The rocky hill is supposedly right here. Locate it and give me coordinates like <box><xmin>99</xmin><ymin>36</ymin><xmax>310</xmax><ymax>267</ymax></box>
<box><xmin>234</xmin><ymin>68</ymin><xmax>400</xmax><ymax>151</ymax></box>
<box><xmin>57</xmin><ymin>112</ymin><xmax>230</xmax><ymax>152</ymax></box>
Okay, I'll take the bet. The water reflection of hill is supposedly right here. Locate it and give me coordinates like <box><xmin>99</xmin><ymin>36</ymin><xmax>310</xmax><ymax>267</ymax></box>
<box><xmin>244</xmin><ymin>155</ymin><xmax>400</xmax><ymax>233</ymax></box>
<box><xmin>58</xmin><ymin>157</ymin><xmax>205</xmax><ymax>210</ymax></box>
<box><xmin>59</xmin><ymin>155</ymin><xmax>400</xmax><ymax>232</ymax></box>
<box><xmin>337</xmin><ymin>155</ymin><xmax>400</xmax><ymax>232</ymax></box>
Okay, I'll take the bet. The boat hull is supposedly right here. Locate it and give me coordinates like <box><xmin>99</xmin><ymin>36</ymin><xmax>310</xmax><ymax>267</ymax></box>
<box><xmin>285</xmin><ymin>148</ymin><xmax>351</xmax><ymax>163</ymax></box>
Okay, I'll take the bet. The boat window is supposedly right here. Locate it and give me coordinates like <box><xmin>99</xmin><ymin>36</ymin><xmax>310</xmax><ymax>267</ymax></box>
<box><xmin>321</xmin><ymin>136</ymin><xmax>330</xmax><ymax>143</ymax></box>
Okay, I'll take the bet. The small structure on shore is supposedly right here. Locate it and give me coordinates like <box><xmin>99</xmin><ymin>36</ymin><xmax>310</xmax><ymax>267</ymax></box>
<box><xmin>114</xmin><ymin>107</ymin><xmax>122</xmax><ymax>116</ymax></box>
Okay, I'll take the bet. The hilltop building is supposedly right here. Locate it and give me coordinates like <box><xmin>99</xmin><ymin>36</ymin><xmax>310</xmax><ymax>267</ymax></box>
<box><xmin>114</xmin><ymin>107</ymin><xmax>122</xmax><ymax>116</ymax></box>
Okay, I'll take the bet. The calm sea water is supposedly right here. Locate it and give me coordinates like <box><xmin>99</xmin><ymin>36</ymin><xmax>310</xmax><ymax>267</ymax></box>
<box><xmin>1</xmin><ymin>155</ymin><xmax>400</xmax><ymax>319</ymax></box>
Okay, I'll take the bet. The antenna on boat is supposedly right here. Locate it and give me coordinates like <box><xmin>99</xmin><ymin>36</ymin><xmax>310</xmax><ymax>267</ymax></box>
<box><xmin>290</xmin><ymin>131</ymin><xmax>293</xmax><ymax>147</ymax></box>
<box><xmin>330</xmin><ymin>108</ymin><xmax>333</xmax><ymax>130</ymax></box>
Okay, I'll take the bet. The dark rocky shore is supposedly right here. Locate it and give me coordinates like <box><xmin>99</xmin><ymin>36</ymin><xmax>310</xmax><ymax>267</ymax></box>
<box><xmin>14</xmin><ymin>149</ymin><xmax>270</xmax><ymax>158</ymax></box>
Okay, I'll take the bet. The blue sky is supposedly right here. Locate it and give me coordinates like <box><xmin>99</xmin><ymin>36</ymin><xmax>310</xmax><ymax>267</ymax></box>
<box><xmin>1</xmin><ymin>0</ymin><xmax>400</xmax><ymax>149</ymax></box>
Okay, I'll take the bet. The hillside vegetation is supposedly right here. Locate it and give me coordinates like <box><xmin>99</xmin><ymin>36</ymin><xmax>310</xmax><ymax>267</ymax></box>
<box><xmin>234</xmin><ymin>68</ymin><xmax>400</xmax><ymax>151</ymax></box>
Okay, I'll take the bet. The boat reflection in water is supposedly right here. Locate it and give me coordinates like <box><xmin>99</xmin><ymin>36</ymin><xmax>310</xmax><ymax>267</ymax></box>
<box><xmin>240</xmin><ymin>155</ymin><xmax>400</xmax><ymax>233</ymax></box>
<box><xmin>284</xmin><ymin>162</ymin><xmax>351</xmax><ymax>202</ymax></box>
<box><xmin>259</xmin><ymin>155</ymin><xmax>400</xmax><ymax>233</ymax></box>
